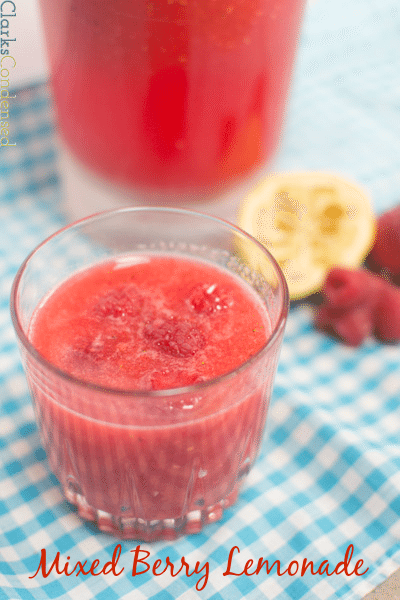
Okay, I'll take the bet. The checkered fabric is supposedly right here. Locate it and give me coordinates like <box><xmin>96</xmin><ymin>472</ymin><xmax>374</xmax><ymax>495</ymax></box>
<box><xmin>1</xmin><ymin>0</ymin><xmax>400</xmax><ymax>598</ymax></box>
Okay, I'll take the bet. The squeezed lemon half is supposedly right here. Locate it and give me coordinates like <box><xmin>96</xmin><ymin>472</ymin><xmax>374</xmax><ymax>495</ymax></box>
<box><xmin>237</xmin><ymin>172</ymin><xmax>376</xmax><ymax>300</ymax></box>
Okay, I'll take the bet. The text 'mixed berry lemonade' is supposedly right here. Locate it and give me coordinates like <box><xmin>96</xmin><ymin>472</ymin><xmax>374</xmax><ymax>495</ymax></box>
<box><xmin>39</xmin><ymin>0</ymin><xmax>304</xmax><ymax>194</ymax></box>
<box><xmin>12</xmin><ymin>209</ymin><xmax>288</xmax><ymax>540</ymax></box>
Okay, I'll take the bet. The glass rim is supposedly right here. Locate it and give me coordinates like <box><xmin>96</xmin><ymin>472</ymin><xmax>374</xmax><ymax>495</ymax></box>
<box><xmin>10</xmin><ymin>206</ymin><xmax>289</xmax><ymax>398</ymax></box>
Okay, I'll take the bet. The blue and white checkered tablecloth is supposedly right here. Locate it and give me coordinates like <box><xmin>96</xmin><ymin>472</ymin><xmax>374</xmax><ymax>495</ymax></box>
<box><xmin>1</xmin><ymin>0</ymin><xmax>400</xmax><ymax>598</ymax></box>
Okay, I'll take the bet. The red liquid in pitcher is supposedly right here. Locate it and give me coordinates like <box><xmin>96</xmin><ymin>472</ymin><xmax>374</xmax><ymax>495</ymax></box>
<box><xmin>40</xmin><ymin>0</ymin><xmax>304</xmax><ymax>192</ymax></box>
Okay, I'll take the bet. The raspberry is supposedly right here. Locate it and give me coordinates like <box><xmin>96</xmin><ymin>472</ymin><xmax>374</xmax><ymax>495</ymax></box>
<box><xmin>314</xmin><ymin>268</ymin><xmax>384</xmax><ymax>346</ymax></box>
<box><xmin>188</xmin><ymin>283</ymin><xmax>231</xmax><ymax>315</ymax></box>
<box><xmin>315</xmin><ymin>266</ymin><xmax>400</xmax><ymax>345</ymax></box>
<box><xmin>71</xmin><ymin>329</ymin><xmax>131</xmax><ymax>364</ymax></box>
<box><xmin>144</xmin><ymin>318</ymin><xmax>205</xmax><ymax>357</ymax></box>
<box><xmin>324</xmin><ymin>267</ymin><xmax>383</xmax><ymax>309</ymax></box>
<box><xmin>374</xmin><ymin>284</ymin><xmax>400</xmax><ymax>342</ymax></box>
<box><xmin>322</xmin><ymin>268</ymin><xmax>370</xmax><ymax>309</ymax></box>
<box><xmin>368</xmin><ymin>204</ymin><xmax>400</xmax><ymax>277</ymax></box>
<box><xmin>91</xmin><ymin>285</ymin><xmax>143</xmax><ymax>320</ymax></box>
<box><xmin>315</xmin><ymin>303</ymin><xmax>374</xmax><ymax>346</ymax></box>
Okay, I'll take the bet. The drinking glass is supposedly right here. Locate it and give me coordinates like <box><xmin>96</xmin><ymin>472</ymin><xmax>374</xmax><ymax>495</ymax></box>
<box><xmin>11</xmin><ymin>207</ymin><xmax>288</xmax><ymax>540</ymax></box>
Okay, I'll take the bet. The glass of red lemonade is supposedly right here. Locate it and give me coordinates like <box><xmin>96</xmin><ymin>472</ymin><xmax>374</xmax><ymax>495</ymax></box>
<box><xmin>11</xmin><ymin>208</ymin><xmax>288</xmax><ymax>541</ymax></box>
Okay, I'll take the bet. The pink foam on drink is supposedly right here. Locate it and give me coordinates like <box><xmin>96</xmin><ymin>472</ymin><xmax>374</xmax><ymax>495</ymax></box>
<box><xmin>31</xmin><ymin>255</ymin><xmax>270</xmax><ymax>390</ymax></box>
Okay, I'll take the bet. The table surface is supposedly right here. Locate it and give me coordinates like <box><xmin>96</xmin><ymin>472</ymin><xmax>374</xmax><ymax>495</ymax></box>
<box><xmin>1</xmin><ymin>0</ymin><xmax>400</xmax><ymax>598</ymax></box>
<box><xmin>363</xmin><ymin>568</ymin><xmax>400</xmax><ymax>599</ymax></box>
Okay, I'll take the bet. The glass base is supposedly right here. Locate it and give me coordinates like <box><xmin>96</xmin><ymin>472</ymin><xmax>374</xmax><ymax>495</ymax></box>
<box><xmin>64</xmin><ymin>483</ymin><xmax>239</xmax><ymax>541</ymax></box>
<box><xmin>57</xmin><ymin>140</ymin><xmax>274</xmax><ymax>225</ymax></box>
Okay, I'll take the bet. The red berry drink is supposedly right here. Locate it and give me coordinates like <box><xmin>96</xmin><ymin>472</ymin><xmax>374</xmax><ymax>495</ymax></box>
<box><xmin>31</xmin><ymin>256</ymin><xmax>270</xmax><ymax>392</ymax></box>
<box><xmin>11</xmin><ymin>209</ymin><xmax>288</xmax><ymax>539</ymax></box>
<box><xmin>39</xmin><ymin>0</ymin><xmax>304</xmax><ymax>198</ymax></box>
<box><xmin>29</xmin><ymin>256</ymin><xmax>270</xmax><ymax>524</ymax></box>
